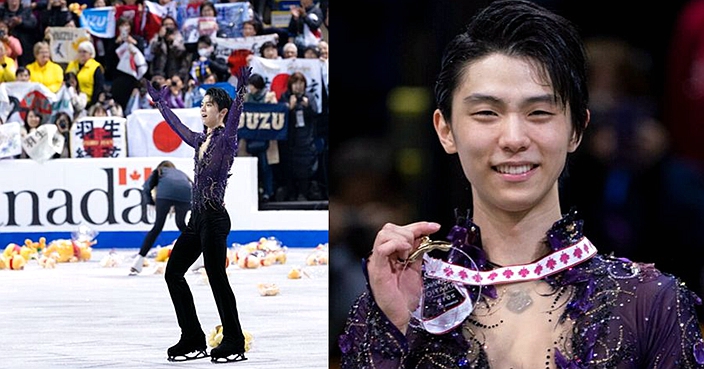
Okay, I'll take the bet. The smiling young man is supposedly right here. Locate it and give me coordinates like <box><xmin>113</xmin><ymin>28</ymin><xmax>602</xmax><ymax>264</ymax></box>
<box><xmin>338</xmin><ymin>1</ymin><xmax>704</xmax><ymax>368</ymax></box>
<box><xmin>146</xmin><ymin>68</ymin><xmax>251</xmax><ymax>364</ymax></box>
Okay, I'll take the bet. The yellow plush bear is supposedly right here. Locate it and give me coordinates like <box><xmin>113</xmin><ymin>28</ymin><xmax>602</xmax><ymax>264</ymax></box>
<box><xmin>207</xmin><ymin>325</ymin><xmax>253</xmax><ymax>352</ymax></box>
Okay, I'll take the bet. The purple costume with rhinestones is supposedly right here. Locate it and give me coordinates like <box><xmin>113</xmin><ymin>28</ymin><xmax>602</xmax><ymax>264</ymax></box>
<box><xmin>338</xmin><ymin>211</ymin><xmax>704</xmax><ymax>368</ymax></box>
<box><xmin>154</xmin><ymin>95</ymin><xmax>241</xmax><ymax>212</ymax></box>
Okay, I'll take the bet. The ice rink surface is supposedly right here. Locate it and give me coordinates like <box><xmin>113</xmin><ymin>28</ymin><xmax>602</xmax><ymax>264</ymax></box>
<box><xmin>0</xmin><ymin>247</ymin><xmax>328</xmax><ymax>369</ymax></box>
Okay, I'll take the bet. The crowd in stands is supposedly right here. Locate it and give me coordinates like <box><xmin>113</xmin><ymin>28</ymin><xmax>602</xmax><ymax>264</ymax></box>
<box><xmin>0</xmin><ymin>0</ymin><xmax>329</xmax><ymax>203</ymax></box>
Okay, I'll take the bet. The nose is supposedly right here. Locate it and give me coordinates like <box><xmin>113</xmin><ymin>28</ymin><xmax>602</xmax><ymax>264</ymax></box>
<box><xmin>498</xmin><ymin>115</ymin><xmax>530</xmax><ymax>153</ymax></box>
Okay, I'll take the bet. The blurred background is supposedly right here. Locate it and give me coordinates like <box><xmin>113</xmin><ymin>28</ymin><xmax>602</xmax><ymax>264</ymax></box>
<box><xmin>330</xmin><ymin>0</ymin><xmax>704</xmax><ymax>367</ymax></box>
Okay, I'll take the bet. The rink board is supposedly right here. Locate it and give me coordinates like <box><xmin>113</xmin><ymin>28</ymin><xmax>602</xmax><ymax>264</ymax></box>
<box><xmin>0</xmin><ymin>157</ymin><xmax>328</xmax><ymax>248</ymax></box>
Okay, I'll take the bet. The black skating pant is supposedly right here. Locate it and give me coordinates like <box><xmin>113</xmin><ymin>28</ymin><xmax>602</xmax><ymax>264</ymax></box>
<box><xmin>139</xmin><ymin>199</ymin><xmax>190</xmax><ymax>257</ymax></box>
<box><xmin>165</xmin><ymin>204</ymin><xmax>245</xmax><ymax>350</ymax></box>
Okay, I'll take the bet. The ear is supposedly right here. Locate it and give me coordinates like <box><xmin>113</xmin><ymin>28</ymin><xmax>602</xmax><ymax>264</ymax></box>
<box><xmin>219</xmin><ymin>107</ymin><xmax>229</xmax><ymax>120</ymax></box>
<box><xmin>568</xmin><ymin>109</ymin><xmax>589</xmax><ymax>153</ymax></box>
<box><xmin>433</xmin><ymin>109</ymin><xmax>457</xmax><ymax>154</ymax></box>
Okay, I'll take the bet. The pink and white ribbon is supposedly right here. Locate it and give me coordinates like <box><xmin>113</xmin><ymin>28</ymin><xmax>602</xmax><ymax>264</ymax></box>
<box><xmin>423</xmin><ymin>237</ymin><xmax>597</xmax><ymax>286</ymax></box>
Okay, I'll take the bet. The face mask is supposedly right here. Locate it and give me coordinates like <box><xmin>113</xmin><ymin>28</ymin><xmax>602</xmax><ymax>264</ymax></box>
<box><xmin>198</xmin><ymin>48</ymin><xmax>212</xmax><ymax>57</ymax></box>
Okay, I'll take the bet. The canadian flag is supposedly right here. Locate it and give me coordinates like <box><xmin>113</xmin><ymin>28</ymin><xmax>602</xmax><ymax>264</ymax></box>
<box><xmin>118</xmin><ymin>167</ymin><xmax>152</xmax><ymax>186</ymax></box>
<box><xmin>125</xmin><ymin>108</ymin><xmax>204</xmax><ymax>158</ymax></box>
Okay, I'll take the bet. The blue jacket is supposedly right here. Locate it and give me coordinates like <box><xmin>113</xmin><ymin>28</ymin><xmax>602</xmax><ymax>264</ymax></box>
<box><xmin>142</xmin><ymin>167</ymin><xmax>193</xmax><ymax>204</ymax></box>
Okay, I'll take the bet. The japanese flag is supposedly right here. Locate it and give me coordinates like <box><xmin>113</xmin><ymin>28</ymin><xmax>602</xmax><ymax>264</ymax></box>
<box><xmin>126</xmin><ymin>108</ymin><xmax>204</xmax><ymax>157</ymax></box>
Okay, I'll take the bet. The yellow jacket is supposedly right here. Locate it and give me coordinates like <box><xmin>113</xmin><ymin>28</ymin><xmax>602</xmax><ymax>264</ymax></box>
<box><xmin>0</xmin><ymin>55</ymin><xmax>16</xmax><ymax>83</ymax></box>
<box><xmin>66</xmin><ymin>58</ymin><xmax>103</xmax><ymax>102</ymax></box>
<box><xmin>27</xmin><ymin>60</ymin><xmax>64</xmax><ymax>93</ymax></box>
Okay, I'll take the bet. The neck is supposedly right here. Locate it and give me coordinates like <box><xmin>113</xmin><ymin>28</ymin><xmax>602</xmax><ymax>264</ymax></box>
<box><xmin>471</xmin><ymin>193</ymin><xmax>563</xmax><ymax>266</ymax></box>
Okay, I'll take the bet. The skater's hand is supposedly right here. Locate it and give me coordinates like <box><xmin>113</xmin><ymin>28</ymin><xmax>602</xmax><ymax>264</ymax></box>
<box><xmin>235</xmin><ymin>66</ymin><xmax>252</xmax><ymax>93</ymax></box>
<box><xmin>144</xmin><ymin>78</ymin><xmax>169</xmax><ymax>104</ymax></box>
<box><xmin>367</xmin><ymin>221</ymin><xmax>441</xmax><ymax>334</ymax></box>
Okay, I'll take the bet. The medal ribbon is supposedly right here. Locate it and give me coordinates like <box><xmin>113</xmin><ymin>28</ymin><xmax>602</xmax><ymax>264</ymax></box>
<box><xmin>423</xmin><ymin>237</ymin><xmax>597</xmax><ymax>286</ymax></box>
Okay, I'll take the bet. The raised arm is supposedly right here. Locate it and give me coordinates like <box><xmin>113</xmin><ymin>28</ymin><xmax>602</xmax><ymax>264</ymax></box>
<box><xmin>224</xmin><ymin>67</ymin><xmax>251</xmax><ymax>150</ymax></box>
<box><xmin>145</xmin><ymin>79</ymin><xmax>198</xmax><ymax>148</ymax></box>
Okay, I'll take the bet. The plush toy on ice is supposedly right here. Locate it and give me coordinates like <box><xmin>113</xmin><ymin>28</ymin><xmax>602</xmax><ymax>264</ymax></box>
<box><xmin>207</xmin><ymin>325</ymin><xmax>253</xmax><ymax>352</ymax></box>
<box><xmin>232</xmin><ymin>237</ymin><xmax>288</xmax><ymax>269</ymax></box>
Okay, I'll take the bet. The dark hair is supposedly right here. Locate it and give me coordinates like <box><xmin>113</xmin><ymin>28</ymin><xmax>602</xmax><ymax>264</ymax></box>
<box><xmin>197</xmin><ymin>34</ymin><xmax>212</xmax><ymax>46</ymax></box>
<box><xmin>200</xmin><ymin>1</ymin><xmax>217</xmax><ymax>16</ymax></box>
<box><xmin>434</xmin><ymin>0</ymin><xmax>589</xmax><ymax>141</ymax></box>
<box><xmin>156</xmin><ymin>160</ymin><xmax>175</xmax><ymax>175</ymax></box>
<box><xmin>287</xmin><ymin>72</ymin><xmax>307</xmax><ymax>91</ymax></box>
<box><xmin>259</xmin><ymin>41</ymin><xmax>277</xmax><ymax>57</ymax></box>
<box><xmin>248</xmin><ymin>73</ymin><xmax>265</xmax><ymax>90</ymax></box>
<box><xmin>15</xmin><ymin>66</ymin><xmax>29</xmax><ymax>77</ymax></box>
<box><xmin>204</xmin><ymin>87</ymin><xmax>233</xmax><ymax>121</ymax></box>
<box><xmin>117</xmin><ymin>16</ymin><xmax>131</xmax><ymax>29</ymax></box>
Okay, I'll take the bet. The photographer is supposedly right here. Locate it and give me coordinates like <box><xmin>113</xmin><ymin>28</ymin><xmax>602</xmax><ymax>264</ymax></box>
<box><xmin>51</xmin><ymin>112</ymin><xmax>72</xmax><ymax>159</ymax></box>
<box><xmin>62</xmin><ymin>71</ymin><xmax>88</xmax><ymax>119</ymax></box>
<box><xmin>278</xmin><ymin>71</ymin><xmax>319</xmax><ymax>201</ymax></box>
<box><xmin>162</xmin><ymin>73</ymin><xmax>186</xmax><ymax>109</ymax></box>
<box><xmin>148</xmin><ymin>16</ymin><xmax>189</xmax><ymax>85</ymax></box>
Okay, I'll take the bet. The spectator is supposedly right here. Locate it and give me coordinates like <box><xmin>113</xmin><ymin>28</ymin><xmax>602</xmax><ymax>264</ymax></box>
<box><xmin>287</xmin><ymin>0</ymin><xmax>323</xmax><ymax>57</ymax></box>
<box><xmin>242</xmin><ymin>19</ymin><xmax>259</xmax><ymax>38</ymax></box>
<box><xmin>96</xmin><ymin>91</ymin><xmax>124</xmax><ymax>117</ymax></box>
<box><xmin>243</xmin><ymin>72</ymin><xmax>279</xmax><ymax>202</ymax></box>
<box><xmin>318</xmin><ymin>40</ymin><xmax>328</xmax><ymax>60</ymax></box>
<box><xmin>14</xmin><ymin>65</ymin><xmax>28</xmax><ymax>81</ymax></box>
<box><xmin>148</xmin><ymin>16</ymin><xmax>190</xmax><ymax>83</ymax></box>
<box><xmin>0</xmin><ymin>0</ymin><xmax>38</xmax><ymax>67</ymax></box>
<box><xmin>62</xmin><ymin>71</ymin><xmax>89</xmax><ymax>120</ymax></box>
<box><xmin>38</xmin><ymin>0</ymin><xmax>73</xmax><ymax>28</ymax></box>
<box><xmin>282</xmin><ymin>42</ymin><xmax>297</xmax><ymax>59</ymax></box>
<box><xmin>109</xmin><ymin>16</ymin><xmax>147</xmax><ymax>112</ymax></box>
<box><xmin>163</xmin><ymin>73</ymin><xmax>186</xmax><ymax>109</ymax></box>
<box><xmin>183</xmin><ymin>72</ymin><xmax>217</xmax><ymax>108</ymax></box>
<box><xmin>259</xmin><ymin>40</ymin><xmax>280</xmax><ymax>59</ymax></box>
<box><xmin>65</xmin><ymin>40</ymin><xmax>105</xmax><ymax>107</ymax></box>
<box><xmin>19</xmin><ymin>109</ymin><xmax>42</xmax><ymax>159</ymax></box>
<box><xmin>278</xmin><ymin>71</ymin><xmax>318</xmax><ymax>201</ymax></box>
<box><xmin>302</xmin><ymin>45</ymin><xmax>320</xmax><ymax>59</ymax></box>
<box><xmin>51</xmin><ymin>111</ymin><xmax>72</xmax><ymax>159</ymax></box>
<box><xmin>190</xmin><ymin>35</ymin><xmax>229</xmax><ymax>84</ymax></box>
<box><xmin>26</xmin><ymin>41</ymin><xmax>64</xmax><ymax>93</ymax></box>
<box><xmin>0</xmin><ymin>42</ymin><xmax>16</xmax><ymax>82</ymax></box>
<box><xmin>126</xmin><ymin>79</ymin><xmax>154</xmax><ymax>115</ymax></box>
<box><xmin>0</xmin><ymin>20</ymin><xmax>21</xmax><ymax>64</ymax></box>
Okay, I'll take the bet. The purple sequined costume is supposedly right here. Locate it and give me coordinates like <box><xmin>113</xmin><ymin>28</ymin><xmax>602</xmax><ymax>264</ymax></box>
<box><xmin>154</xmin><ymin>95</ymin><xmax>242</xmax><ymax>212</ymax></box>
<box><xmin>339</xmin><ymin>210</ymin><xmax>704</xmax><ymax>368</ymax></box>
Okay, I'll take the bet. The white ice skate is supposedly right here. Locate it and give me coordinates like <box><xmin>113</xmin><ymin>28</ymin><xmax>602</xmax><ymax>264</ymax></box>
<box><xmin>129</xmin><ymin>255</ymin><xmax>144</xmax><ymax>276</ymax></box>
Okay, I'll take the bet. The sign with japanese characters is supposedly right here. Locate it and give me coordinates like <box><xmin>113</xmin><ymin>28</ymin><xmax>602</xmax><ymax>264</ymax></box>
<box><xmin>69</xmin><ymin>116</ymin><xmax>127</xmax><ymax>158</ymax></box>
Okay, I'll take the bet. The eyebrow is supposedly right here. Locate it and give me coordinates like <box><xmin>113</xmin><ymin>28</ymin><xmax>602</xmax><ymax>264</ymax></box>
<box><xmin>462</xmin><ymin>93</ymin><xmax>556</xmax><ymax>107</ymax></box>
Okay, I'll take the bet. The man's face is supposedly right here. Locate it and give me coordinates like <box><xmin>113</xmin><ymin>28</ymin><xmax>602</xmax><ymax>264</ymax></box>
<box><xmin>200</xmin><ymin>95</ymin><xmax>226</xmax><ymax>129</ymax></box>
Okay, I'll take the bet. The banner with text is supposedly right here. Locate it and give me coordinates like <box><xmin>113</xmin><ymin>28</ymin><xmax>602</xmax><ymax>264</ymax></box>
<box><xmin>70</xmin><ymin>116</ymin><xmax>127</xmax><ymax>158</ymax></box>
<box><xmin>248</xmin><ymin>56</ymin><xmax>325</xmax><ymax>113</ymax></box>
<box><xmin>238</xmin><ymin>102</ymin><xmax>288</xmax><ymax>141</ymax></box>
<box><xmin>79</xmin><ymin>6</ymin><xmax>117</xmax><ymax>39</ymax></box>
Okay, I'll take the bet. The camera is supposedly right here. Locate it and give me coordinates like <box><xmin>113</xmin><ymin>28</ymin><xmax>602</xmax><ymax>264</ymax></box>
<box><xmin>171</xmin><ymin>81</ymin><xmax>178</xmax><ymax>87</ymax></box>
<box><xmin>0</xmin><ymin>30</ymin><xmax>6</xmax><ymax>38</ymax></box>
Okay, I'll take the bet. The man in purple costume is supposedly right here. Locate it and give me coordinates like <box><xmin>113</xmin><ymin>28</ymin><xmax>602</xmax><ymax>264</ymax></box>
<box><xmin>146</xmin><ymin>67</ymin><xmax>251</xmax><ymax>364</ymax></box>
<box><xmin>338</xmin><ymin>1</ymin><xmax>704</xmax><ymax>368</ymax></box>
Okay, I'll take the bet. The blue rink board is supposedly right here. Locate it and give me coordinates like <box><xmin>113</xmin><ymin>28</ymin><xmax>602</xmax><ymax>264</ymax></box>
<box><xmin>0</xmin><ymin>230</ymin><xmax>328</xmax><ymax>249</ymax></box>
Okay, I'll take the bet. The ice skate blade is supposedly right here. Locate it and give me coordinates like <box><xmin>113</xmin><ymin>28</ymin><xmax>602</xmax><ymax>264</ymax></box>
<box><xmin>128</xmin><ymin>268</ymin><xmax>140</xmax><ymax>276</ymax></box>
<box><xmin>167</xmin><ymin>350</ymin><xmax>209</xmax><ymax>362</ymax></box>
<box><xmin>211</xmin><ymin>353</ymin><xmax>247</xmax><ymax>363</ymax></box>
